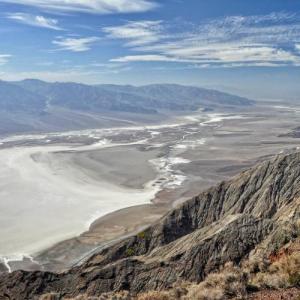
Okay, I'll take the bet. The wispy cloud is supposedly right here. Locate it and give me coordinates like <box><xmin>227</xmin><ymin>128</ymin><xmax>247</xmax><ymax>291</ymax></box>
<box><xmin>110</xmin><ymin>54</ymin><xmax>195</xmax><ymax>63</ymax></box>
<box><xmin>0</xmin><ymin>54</ymin><xmax>11</xmax><ymax>65</ymax></box>
<box><xmin>74</xmin><ymin>62</ymin><xmax>132</xmax><ymax>74</ymax></box>
<box><xmin>52</xmin><ymin>36</ymin><xmax>100</xmax><ymax>52</ymax></box>
<box><xmin>103</xmin><ymin>20</ymin><xmax>163</xmax><ymax>46</ymax></box>
<box><xmin>7</xmin><ymin>13</ymin><xmax>62</xmax><ymax>30</ymax></box>
<box><xmin>0</xmin><ymin>0</ymin><xmax>157</xmax><ymax>14</ymax></box>
<box><xmin>105</xmin><ymin>13</ymin><xmax>300</xmax><ymax>67</ymax></box>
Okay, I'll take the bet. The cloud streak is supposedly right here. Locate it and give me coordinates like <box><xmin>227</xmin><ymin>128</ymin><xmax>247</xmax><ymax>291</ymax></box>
<box><xmin>105</xmin><ymin>13</ymin><xmax>300</xmax><ymax>67</ymax></box>
<box><xmin>103</xmin><ymin>20</ymin><xmax>163</xmax><ymax>46</ymax></box>
<box><xmin>0</xmin><ymin>0</ymin><xmax>157</xmax><ymax>14</ymax></box>
<box><xmin>52</xmin><ymin>36</ymin><xmax>100</xmax><ymax>52</ymax></box>
<box><xmin>0</xmin><ymin>54</ymin><xmax>11</xmax><ymax>65</ymax></box>
<box><xmin>7</xmin><ymin>13</ymin><xmax>62</xmax><ymax>30</ymax></box>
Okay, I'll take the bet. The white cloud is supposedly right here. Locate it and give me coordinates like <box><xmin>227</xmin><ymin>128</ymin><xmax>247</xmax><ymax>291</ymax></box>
<box><xmin>7</xmin><ymin>13</ymin><xmax>62</xmax><ymax>30</ymax></box>
<box><xmin>0</xmin><ymin>0</ymin><xmax>157</xmax><ymax>14</ymax></box>
<box><xmin>196</xmin><ymin>61</ymin><xmax>291</xmax><ymax>69</ymax></box>
<box><xmin>111</xmin><ymin>54</ymin><xmax>173</xmax><ymax>62</ymax></box>
<box><xmin>110</xmin><ymin>54</ymin><xmax>200</xmax><ymax>63</ymax></box>
<box><xmin>111</xmin><ymin>45</ymin><xmax>299</xmax><ymax>65</ymax></box>
<box><xmin>0</xmin><ymin>54</ymin><xmax>11</xmax><ymax>65</ymax></box>
<box><xmin>53</xmin><ymin>36</ymin><xmax>100</xmax><ymax>52</ymax></box>
<box><xmin>103</xmin><ymin>20</ymin><xmax>163</xmax><ymax>46</ymax></box>
<box><xmin>164</xmin><ymin>44</ymin><xmax>298</xmax><ymax>63</ymax></box>
<box><xmin>105</xmin><ymin>13</ymin><xmax>300</xmax><ymax>67</ymax></box>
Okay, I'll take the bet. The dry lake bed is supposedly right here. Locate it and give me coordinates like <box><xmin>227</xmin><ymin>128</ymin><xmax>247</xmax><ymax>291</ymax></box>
<box><xmin>1</xmin><ymin>102</ymin><xmax>300</xmax><ymax>272</ymax></box>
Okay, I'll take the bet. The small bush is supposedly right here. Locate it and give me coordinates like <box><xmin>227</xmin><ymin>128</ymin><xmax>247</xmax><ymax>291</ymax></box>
<box><xmin>184</xmin><ymin>285</ymin><xmax>225</xmax><ymax>300</ymax></box>
<box><xmin>169</xmin><ymin>281</ymin><xmax>190</xmax><ymax>299</ymax></box>
<box><xmin>64</xmin><ymin>292</ymin><xmax>131</xmax><ymax>300</ymax></box>
<box><xmin>250</xmin><ymin>248</ymin><xmax>300</xmax><ymax>289</ymax></box>
<box><xmin>104</xmin><ymin>291</ymin><xmax>131</xmax><ymax>300</ymax></box>
<box><xmin>39</xmin><ymin>294</ymin><xmax>61</xmax><ymax>300</ymax></box>
<box><xmin>137</xmin><ymin>232</ymin><xmax>147</xmax><ymax>240</ymax></box>
<box><xmin>289</xmin><ymin>273</ymin><xmax>300</xmax><ymax>287</ymax></box>
<box><xmin>183</xmin><ymin>263</ymin><xmax>247</xmax><ymax>300</ymax></box>
<box><xmin>126</xmin><ymin>247</ymin><xmax>135</xmax><ymax>257</ymax></box>
<box><xmin>250</xmin><ymin>272</ymin><xmax>288</xmax><ymax>289</ymax></box>
<box><xmin>137</xmin><ymin>291</ymin><xmax>171</xmax><ymax>300</ymax></box>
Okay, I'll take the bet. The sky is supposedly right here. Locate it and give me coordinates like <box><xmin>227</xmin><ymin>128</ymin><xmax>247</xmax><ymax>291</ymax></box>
<box><xmin>0</xmin><ymin>0</ymin><xmax>300</xmax><ymax>100</ymax></box>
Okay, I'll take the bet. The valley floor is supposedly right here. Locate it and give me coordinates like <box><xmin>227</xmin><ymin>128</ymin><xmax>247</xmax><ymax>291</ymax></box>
<box><xmin>1</xmin><ymin>102</ymin><xmax>300</xmax><ymax>272</ymax></box>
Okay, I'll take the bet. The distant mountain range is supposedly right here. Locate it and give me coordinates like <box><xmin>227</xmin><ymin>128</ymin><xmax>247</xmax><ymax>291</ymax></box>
<box><xmin>0</xmin><ymin>79</ymin><xmax>255</xmax><ymax>134</ymax></box>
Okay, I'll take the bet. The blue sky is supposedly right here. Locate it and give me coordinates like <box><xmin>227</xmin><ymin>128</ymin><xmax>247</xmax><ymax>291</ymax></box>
<box><xmin>0</xmin><ymin>0</ymin><xmax>300</xmax><ymax>100</ymax></box>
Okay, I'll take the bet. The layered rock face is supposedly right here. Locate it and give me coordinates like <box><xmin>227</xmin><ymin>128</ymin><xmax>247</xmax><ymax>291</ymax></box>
<box><xmin>1</xmin><ymin>152</ymin><xmax>300</xmax><ymax>299</ymax></box>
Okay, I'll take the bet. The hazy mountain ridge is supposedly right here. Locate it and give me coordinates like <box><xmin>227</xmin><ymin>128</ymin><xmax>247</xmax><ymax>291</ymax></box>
<box><xmin>14</xmin><ymin>80</ymin><xmax>255</xmax><ymax>112</ymax></box>
<box><xmin>0</xmin><ymin>80</ymin><xmax>255</xmax><ymax>135</ymax></box>
<box><xmin>0</xmin><ymin>80</ymin><xmax>47</xmax><ymax>114</ymax></box>
<box><xmin>0</xmin><ymin>151</ymin><xmax>299</xmax><ymax>299</ymax></box>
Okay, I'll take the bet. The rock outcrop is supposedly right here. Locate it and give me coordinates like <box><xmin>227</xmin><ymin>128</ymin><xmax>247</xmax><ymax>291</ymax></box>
<box><xmin>1</xmin><ymin>152</ymin><xmax>300</xmax><ymax>300</ymax></box>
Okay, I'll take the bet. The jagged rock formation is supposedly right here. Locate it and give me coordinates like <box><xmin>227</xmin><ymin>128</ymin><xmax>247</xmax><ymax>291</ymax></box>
<box><xmin>1</xmin><ymin>152</ymin><xmax>300</xmax><ymax>299</ymax></box>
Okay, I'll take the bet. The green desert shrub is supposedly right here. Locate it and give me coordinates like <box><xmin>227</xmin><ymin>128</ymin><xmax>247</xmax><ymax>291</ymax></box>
<box><xmin>137</xmin><ymin>232</ymin><xmax>147</xmax><ymax>240</ymax></box>
<box><xmin>126</xmin><ymin>247</ymin><xmax>135</xmax><ymax>257</ymax></box>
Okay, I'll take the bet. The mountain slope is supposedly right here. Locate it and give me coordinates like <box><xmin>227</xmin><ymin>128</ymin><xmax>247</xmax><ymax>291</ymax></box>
<box><xmin>15</xmin><ymin>80</ymin><xmax>254</xmax><ymax>113</ymax></box>
<box><xmin>0</xmin><ymin>80</ymin><xmax>255</xmax><ymax>135</ymax></box>
<box><xmin>98</xmin><ymin>83</ymin><xmax>254</xmax><ymax>111</ymax></box>
<box><xmin>0</xmin><ymin>151</ymin><xmax>299</xmax><ymax>299</ymax></box>
<box><xmin>0</xmin><ymin>80</ymin><xmax>46</xmax><ymax>114</ymax></box>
